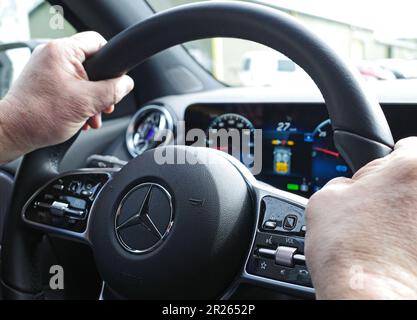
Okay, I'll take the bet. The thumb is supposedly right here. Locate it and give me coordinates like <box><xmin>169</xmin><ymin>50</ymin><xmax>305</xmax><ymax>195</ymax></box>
<box><xmin>87</xmin><ymin>75</ymin><xmax>134</xmax><ymax>113</ymax></box>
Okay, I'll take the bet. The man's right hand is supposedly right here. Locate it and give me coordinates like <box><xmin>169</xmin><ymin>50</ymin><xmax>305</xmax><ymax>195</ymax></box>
<box><xmin>0</xmin><ymin>31</ymin><xmax>134</xmax><ymax>163</ymax></box>
<box><xmin>305</xmin><ymin>137</ymin><xmax>417</xmax><ymax>299</ymax></box>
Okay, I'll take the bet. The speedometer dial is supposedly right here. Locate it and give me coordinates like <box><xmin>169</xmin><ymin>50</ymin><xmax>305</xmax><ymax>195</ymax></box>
<box><xmin>207</xmin><ymin>113</ymin><xmax>255</xmax><ymax>166</ymax></box>
<box><xmin>208</xmin><ymin>113</ymin><xmax>254</xmax><ymax>132</ymax></box>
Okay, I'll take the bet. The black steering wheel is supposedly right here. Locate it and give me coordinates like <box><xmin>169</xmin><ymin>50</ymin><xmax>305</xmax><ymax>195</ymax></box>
<box><xmin>1</xmin><ymin>1</ymin><xmax>394</xmax><ymax>299</ymax></box>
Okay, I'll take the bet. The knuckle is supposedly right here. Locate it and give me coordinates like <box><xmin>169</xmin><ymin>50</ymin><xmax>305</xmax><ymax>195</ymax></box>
<box><xmin>32</xmin><ymin>44</ymin><xmax>46</xmax><ymax>56</ymax></box>
<box><xmin>99</xmin><ymin>82</ymin><xmax>117</xmax><ymax>108</ymax></box>
<box><xmin>395</xmin><ymin>153</ymin><xmax>417</xmax><ymax>175</ymax></box>
<box><xmin>395</xmin><ymin>136</ymin><xmax>417</xmax><ymax>150</ymax></box>
<box><xmin>306</xmin><ymin>178</ymin><xmax>350</xmax><ymax>220</ymax></box>
<box><xmin>69</xmin><ymin>43</ymin><xmax>86</xmax><ymax>63</ymax></box>
<box><xmin>113</xmin><ymin>81</ymin><xmax>125</xmax><ymax>104</ymax></box>
<box><xmin>89</xmin><ymin>31</ymin><xmax>106</xmax><ymax>42</ymax></box>
<box><xmin>43</xmin><ymin>40</ymin><xmax>62</xmax><ymax>58</ymax></box>
<box><xmin>305</xmin><ymin>190</ymin><xmax>327</xmax><ymax>220</ymax></box>
<box><xmin>352</xmin><ymin>159</ymin><xmax>383</xmax><ymax>179</ymax></box>
<box><xmin>325</xmin><ymin>176</ymin><xmax>352</xmax><ymax>187</ymax></box>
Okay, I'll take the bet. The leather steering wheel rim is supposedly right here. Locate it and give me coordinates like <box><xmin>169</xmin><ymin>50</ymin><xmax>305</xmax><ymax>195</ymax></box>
<box><xmin>1</xmin><ymin>1</ymin><xmax>394</xmax><ymax>299</ymax></box>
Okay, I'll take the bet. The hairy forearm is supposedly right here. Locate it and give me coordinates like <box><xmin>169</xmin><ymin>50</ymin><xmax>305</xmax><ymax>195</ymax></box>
<box><xmin>0</xmin><ymin>97</ymin><xmax>33</xmax><ymax>163</ymax></box>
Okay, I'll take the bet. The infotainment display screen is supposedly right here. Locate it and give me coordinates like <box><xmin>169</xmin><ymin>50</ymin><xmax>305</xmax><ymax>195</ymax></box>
<box><xmin>185</xmin><ymin>103</ymin><xmax>417</xmax><ymax>197</ymax></box>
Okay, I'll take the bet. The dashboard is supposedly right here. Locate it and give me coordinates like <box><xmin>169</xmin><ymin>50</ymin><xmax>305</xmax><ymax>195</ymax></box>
<box><xmin>121</xmin><ymin>85</ymin><xmax>417</xmax><ymax>198</ymax></box>
<box><xmin>4</xmin><ymin>87</ymin><xmax>416</xmax><ymax>200</ymax></box>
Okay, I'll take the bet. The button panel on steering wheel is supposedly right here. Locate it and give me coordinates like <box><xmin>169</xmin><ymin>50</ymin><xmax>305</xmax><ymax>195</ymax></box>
<box><xmin>22</xmin><ymin>172</ymin><xmax>111</xmax><ymax>233</ymax></box>
<box><xmin>246</xmin><ymin>196</ymin><xmax>312</xmax><ymax>287</ymax></box>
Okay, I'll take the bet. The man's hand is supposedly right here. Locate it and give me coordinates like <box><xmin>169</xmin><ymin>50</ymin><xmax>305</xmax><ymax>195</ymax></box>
<box><xmin>305</xmin><ymin>137</ymin><xmax>417</xmax><ymax>299</ymax></box>
<box><xmin>0</xmin><ymin>32</ymin><xmax>134</xmax><ymax>163</ymax></box>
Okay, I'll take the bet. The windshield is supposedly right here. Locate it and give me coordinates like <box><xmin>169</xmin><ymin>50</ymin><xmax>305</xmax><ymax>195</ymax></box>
<box><xmin>147</xmin><ymin>0</ymin><xmax>417</xmax><ymax>86</ymax></box>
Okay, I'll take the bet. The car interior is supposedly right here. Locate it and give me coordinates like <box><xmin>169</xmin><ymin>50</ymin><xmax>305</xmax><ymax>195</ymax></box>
<box><xmin>0</xmin><ymin>0</ymin><xmax>416</xmax><ymax>300</ymax></box>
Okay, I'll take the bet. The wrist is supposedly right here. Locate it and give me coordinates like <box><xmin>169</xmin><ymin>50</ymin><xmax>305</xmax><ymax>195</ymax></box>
<box><xmin>315</xmin><ymin>263</ymin><xmax>417</xmax><ymax>300</ymax></box>
<box><xmin>0</xmin><ymin>94</ymin><xmax>36</xmax><ymax>162</ymax></box>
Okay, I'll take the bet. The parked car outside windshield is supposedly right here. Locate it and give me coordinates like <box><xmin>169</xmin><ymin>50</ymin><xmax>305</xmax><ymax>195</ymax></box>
<box><xmin>147</xmin><ymin>0</ymin><xmax>417</xmax><ymax>87</ymax></box>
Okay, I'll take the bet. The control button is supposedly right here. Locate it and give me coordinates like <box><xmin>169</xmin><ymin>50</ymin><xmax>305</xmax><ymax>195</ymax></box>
<box><xmin>275</xmin><ymin>246</ymin><xmax>297</xmax><ymax>267</ymax></box>
<box><xmin>50</xmin><ymin>201</ymin><xmax>69</xmax><ymax>217</ymax></box>
<box><xmin>293</xmin><ymin>254</ymin><xmax>306</xmax><ymax>266</ymax></box>
<box><xmin>260</xmin><ymin>260</ymin><xmax>268</xmax><ymax>270</ymax></box>
<box><xmin>64</xmin><ymin>208</ymin><xmax>85</xmax><ymax>219</ymax></box>
<box><xmin>53</xmin><ymin>184</ymin><xmax>64</xmax><ymax>191</ymax></box>
<box><xmin>263</xmin><ymin>220</ymin><xmax>277</xmax><ymax>230</ymax></box>
<box><xmin>257</xmin><ymin>233</ymin><xmax>280</xmax><ymax>247</ymax></box>
<box><xmin>62</xmin><ymin>196</ymin><xmax>87</xmax><ymax>210</ymax></box>
<box><xmin>85</xmin><ymin>183</ymin><xmax>94</xmax><ymax>190</ymax></box>
<box><xmin>297</xmin><ymin>268</ymin><xmax>312</xmax><ymax>286</ymax></box>
<box><xmin>81</xmin><ymin>190</ymin><xmax>93</xmax><ymax>197</ymax></box>
<box><xmin>68</xmin><ymin>181</ymin><xmax>81</xmax><ymax>193</ymax></box>
<box><xmin>66</xmin><ymin>218</ymin><xmax>78</xmax><ymax>225</ymax></box>
<box><xmin>257</xmin><ymin>247</ymin><xmax>276</xmax><ymax>259</ymax></box>
<box><xmin>81</xmin><ymin>182</ymin><xmax>100</xmax><ymax>197</ymax></box>
<box><xmin>256</xmin><ymin>233</ymin><xmax>305</xmax><ymax>254</ymax></box>
<box><xmin>34</xmin><ymin>201</ymin><xmax>51</xmax><ymax>210</ymax></box>
<box><xmin>283</xmin><ymin>215</ymin><xmax>297</xmax><ymax>231</ymax></box>
<box><xmin>44</xmin><ymin>194</ymin><xmax>54</xmax><ymax>200</ymax></box>
<box><xmin>301</xmin><ymin>225</ymin><xmax>307</xmax><ymax>234</ymax></box>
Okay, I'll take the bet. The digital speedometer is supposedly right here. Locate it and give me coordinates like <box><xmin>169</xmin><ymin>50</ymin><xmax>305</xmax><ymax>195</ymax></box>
<box><xmin>185</xmin><ymin>103</ymin><xmax>354</xmax><ymax>197</ymax></box>
<box><xmin>208</xmin><ymin>113</ymin><xmax>254</xmax><ymax>132</ymax></box>
<box><xmin>207</xmin><ymin>113</ymin><xmax>255</xmax><ymax>167</ymax></box>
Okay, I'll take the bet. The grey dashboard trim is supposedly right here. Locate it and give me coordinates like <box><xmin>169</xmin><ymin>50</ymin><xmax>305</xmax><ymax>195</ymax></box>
<box><xmin>145</xmin><ymin>84</ymin><xmax>417</xmax><ymax>124</ymax></box>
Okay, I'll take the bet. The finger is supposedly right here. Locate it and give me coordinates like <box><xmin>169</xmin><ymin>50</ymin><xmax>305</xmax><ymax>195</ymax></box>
<box><xmin>32</xmin><ymin>43</ymin><xmax>46</xmax><ymax>57</ymax></box>
<box><xmin>103</xmin><ymin>105</ymin><xmax>115</xmax><ymax>114</ymax></box>
<box><xmin>394</xmin><ymin>137</ymin><xmax>417</xmax><ymax>151</ymax></box>
<box><xmin>70</xmin><ymin>31</ymin><xmax>107</xmax><ymax>61</ymax></box>
<box><xmin>86</xmin><ymin>75</ymin><xmax>134</xmax><ymax>113</ymax></box>
<box><xmin>82</xmin><ymin>123</ymin><xmax>90</xmax><ymax>131</ymax></box>
<box><xmin>88</xmin><ymin>114</ymin><xmax>102</xmax><ymax>129</ymax></box>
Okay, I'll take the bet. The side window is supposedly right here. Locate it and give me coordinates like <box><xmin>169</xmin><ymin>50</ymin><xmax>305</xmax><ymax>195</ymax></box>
<box><xmin>0</xmin><ymin>0</ymin><xmax>76</xmax><ymax>41</ymax></box>
<box><xmin>0</xmin><ymin>0</ymin><xmax>76</xmax><ymax>97</ymax></box>
<box><xmin>30</xmin><ymin>2</ymin><xmax>77</xmax><ymax>39</ymax></box>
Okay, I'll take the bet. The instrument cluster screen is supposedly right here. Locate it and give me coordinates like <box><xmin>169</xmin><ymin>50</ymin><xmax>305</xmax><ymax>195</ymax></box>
<box><xmin>184</xmin><ymin>103</ymin><xmax>416</xmax><ymax>197</ymax></box>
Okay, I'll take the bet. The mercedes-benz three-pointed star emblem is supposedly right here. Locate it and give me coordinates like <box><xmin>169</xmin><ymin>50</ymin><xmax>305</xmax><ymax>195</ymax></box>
<box><xmin>115</xmin><ymin>183</ymin><xmax>173</xmax><ymax>254</ymax></box>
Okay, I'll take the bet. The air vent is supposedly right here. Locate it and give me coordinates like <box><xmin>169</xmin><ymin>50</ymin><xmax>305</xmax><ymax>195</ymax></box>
<box><xmin>126</xmin><ymin>105</ymin><xmax>174</xmax><ymax>157</ymax></box>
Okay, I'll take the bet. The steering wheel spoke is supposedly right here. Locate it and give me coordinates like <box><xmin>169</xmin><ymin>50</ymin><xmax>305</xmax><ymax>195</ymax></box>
<box><xmin>21</xmin><ymin>169</ymin><xmax>115</xmax><ymax>243</ymax></box>
<box><xmin>217</xmin><ymin>154</ymin><xmax>314</xmax><ymax>297</ymax></box>
<box><xmin>240</xmin><ymin>182</ymin><xmax>314</xmax><ymax>297</ymax></box>
<box><xmin>214</xmin><ymin>151</ymin><xmax>315</xmax><ymax>298</ymax></box>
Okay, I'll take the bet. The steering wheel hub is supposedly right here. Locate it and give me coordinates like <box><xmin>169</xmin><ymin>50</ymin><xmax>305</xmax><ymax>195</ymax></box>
<box><xmin>90</xmin><ymin>146</ymin><xmax>253</xmax><ymax>299</ymax></box>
